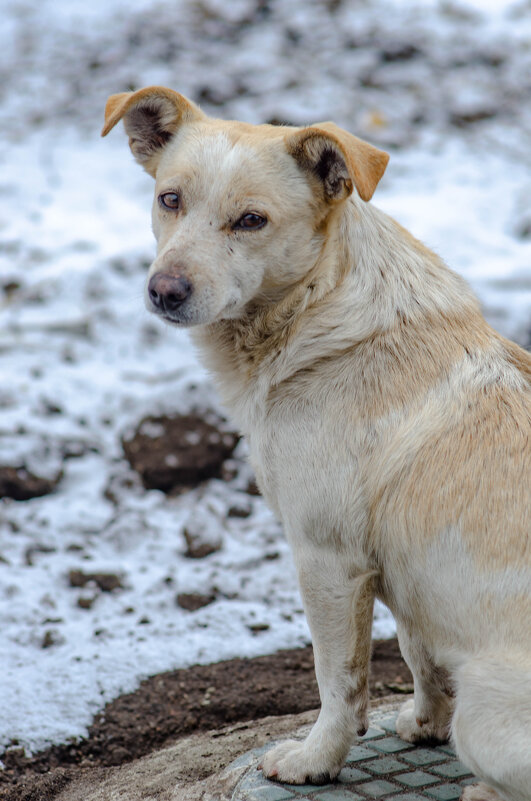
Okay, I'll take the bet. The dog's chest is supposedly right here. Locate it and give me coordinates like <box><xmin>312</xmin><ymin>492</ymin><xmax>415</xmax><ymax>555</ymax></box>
<box><xmin>194</xmin><ymin>329</ymin><xmax>374</xmax><ymax>535</ymax></box>
<box><xmin>245</xmin><ymin>392</ymin><xmax>370</xmax><ymax>536</ymax></box>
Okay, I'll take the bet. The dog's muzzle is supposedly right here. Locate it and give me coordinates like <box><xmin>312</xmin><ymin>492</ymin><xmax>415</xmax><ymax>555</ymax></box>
<box><xmin>147</xmin><ymin>273</ymin><xmax>193</xmax><ymax>317</ymax></box>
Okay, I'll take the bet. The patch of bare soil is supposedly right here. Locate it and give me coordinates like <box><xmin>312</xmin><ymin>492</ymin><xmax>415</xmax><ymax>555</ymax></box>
<box><xmin>0</xmin><ymin>638</ymin><xmax>411</xmax><ymax>800</ymax></box>
<box><xmin>122</xmin><ymin>413</ymin><xmax>239</xmax><ymax>492</ymax></box>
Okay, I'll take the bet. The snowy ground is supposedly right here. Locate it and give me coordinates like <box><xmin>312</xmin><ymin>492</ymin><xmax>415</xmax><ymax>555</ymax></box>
<box><xmin>1</xmin><ymin>0</ymin><xmax>530</xmax><ymax>756</ymax></box>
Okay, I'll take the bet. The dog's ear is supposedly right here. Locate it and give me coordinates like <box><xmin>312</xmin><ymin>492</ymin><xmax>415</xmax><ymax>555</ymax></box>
<box><xmin>101</xmin><ymin>86</ymin><xmax>205</xmax><ymax>176</ymax></box>
<box><xmin>285</xmin><ymin>123</ymin><xmax>389</xmax><ymax>202</ymax></box>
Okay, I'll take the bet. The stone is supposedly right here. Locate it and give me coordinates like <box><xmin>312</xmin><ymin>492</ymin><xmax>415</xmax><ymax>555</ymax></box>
<box><xmin>359</xmin><ymin>779</ymin><xmax>397</xmax><ymax>797</ymax></box>
<box><xmin>345</xmin><ymin>745</ymin><xmax>376</xmax><ymax>762</ymax></box>
<box><xmin>248</xmin><ymin>785</ymin><xmax>295</xmax><ymax>800</ymax></box>
<box><xmin>337</xmin><ymin>766</ymin><xmax>371</xmax><ymax>782</ymax></box>
<box><xmin>182</xmin><ymin>515</ymin><xmax>222</xmax><ymax>558</ymax></box>
<box><xmin>359</xmin><ymin>728</ymin><xmax>385</xmax><ymax>741</ymax></box>
<box><xmin>370</xmin><ymin>736</ymin><xmax>412</xmax><ymax>754</ymax></box>
<box><xmin>363</xmin><ymin>757</ymin><xmax>405</xmax><ymax>775</ymax></box>
<box><xmin>0</xmin><ymin>465</ymin><xmax>61</xmax><ymax>500</ymax></box>
<box><xmin>176</xmin><ymin>592</ymin><xmax>216</xmax><ymax>611</ymax></box>
<box><xmin>432</xmin><ymin>761</ymin><xmax>472</xmax><ymax>779</ymax></box>
<box><xmin>68</xmin><ymin>570</ymin><xmax>123</xmax><ymax>592</ymax></box>
<box><xmin>122</xmin><ymin>413</ymin><xmax>239</xmax><ymax>492</ymax></box>
<box><xmin>377</xmin><ymin>715</ymin><xmax>398</xmax><ymax>733</ymax></box>
<box><xmin>387</xmin><ymin>795</ymin><xmax>426</xmax><ymax>801</ymax></box>
<box><xmin>400</xmin><ymin>749</ymin><xmax>447</xmax><ymax>767</ymax></box>
<box><xmin>395</xmin><ymin>770</ymin><xmax>439</xmax><ymax>788</ymax></box>
<box><xmin>425</xmin><ymin>784</ymin><xmax>463</xmax><ymax>801</ymax></box>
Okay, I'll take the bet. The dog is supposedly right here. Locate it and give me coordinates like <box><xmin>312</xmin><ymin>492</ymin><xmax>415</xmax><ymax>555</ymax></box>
<box><xmin>102</xmin><ymin>86</ymin><xmax>531</xmax><ymax>801</ymax></box>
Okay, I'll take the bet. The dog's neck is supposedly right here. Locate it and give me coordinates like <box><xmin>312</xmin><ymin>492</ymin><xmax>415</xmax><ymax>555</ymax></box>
<box><xmin>191</xmin><ymin>197</ymin><xmax>480</xmax><ymax>427</ymax></box>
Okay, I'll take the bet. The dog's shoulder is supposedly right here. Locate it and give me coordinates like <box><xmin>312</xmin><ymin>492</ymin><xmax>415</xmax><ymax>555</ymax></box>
<box><xmin>495</xmin><ymin>332</ymin><xmax>531</xmax><ymax>387</ymax></box>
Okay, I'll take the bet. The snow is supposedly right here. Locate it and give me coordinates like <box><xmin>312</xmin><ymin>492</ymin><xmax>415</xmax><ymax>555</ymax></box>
<box><xmin>1</xmin><ymin>0</ymin><xmax>530</xmax><ymax>755</ymax></box>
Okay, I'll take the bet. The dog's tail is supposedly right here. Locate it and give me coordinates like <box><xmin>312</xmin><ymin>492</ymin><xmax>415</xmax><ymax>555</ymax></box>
<box><xmin>452</xmin><ymin>651</ymin><xmax>531</xmax><ymax>801</ymax></box>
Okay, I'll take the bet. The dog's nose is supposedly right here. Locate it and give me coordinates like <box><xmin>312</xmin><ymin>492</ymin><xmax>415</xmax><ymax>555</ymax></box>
<box><xmin>148</xmin><ymin>273</ymin><xmax>193</xmax><ymax>313</ymax></box>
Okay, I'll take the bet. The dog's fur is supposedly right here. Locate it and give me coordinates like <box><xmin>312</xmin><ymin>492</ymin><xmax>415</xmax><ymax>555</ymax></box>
<box><xmin>103</xmin><ymin>87</ymin><xmax>531</xmax><ymax>801</ymax></box>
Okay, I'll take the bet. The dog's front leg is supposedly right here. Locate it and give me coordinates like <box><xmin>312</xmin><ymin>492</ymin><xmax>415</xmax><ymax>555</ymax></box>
<box><xmin>260</xmin><ymin>552</ymin><xmax>376</xmax><ymax>785</ymax></box>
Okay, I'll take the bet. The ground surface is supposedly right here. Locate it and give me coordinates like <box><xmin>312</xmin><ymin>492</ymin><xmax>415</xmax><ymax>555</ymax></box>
<box><xmin>234</xmin><ymin>710</ymin><xmax>474</xmax><ymax>801</ymax></box>
<box><xmin>0</xmin><ymin>639</ymin><xmax>411</xmax><ymax>799</ymax></box>
<box><xmin>1</xmin><ymin>0</ymin><xmax>530</xmax><ymax>784</ymax></box>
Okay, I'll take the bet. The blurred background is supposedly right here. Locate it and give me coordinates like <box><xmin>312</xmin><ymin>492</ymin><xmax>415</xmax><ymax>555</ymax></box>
<box><xmin>1</xmin><ymin>0</ymin><xmax>530</xmax><ymax>757</ymax></box>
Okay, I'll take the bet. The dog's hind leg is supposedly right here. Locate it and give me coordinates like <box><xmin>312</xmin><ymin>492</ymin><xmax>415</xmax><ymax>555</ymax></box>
<box><xmin>395</xmin><ymin>624</ymin><xmax>454</xmax><ymax>744</ymax></box>
<box><xmin>260</xmin><ymin>555</ymin><xmax>376</xmax><ymax>785</ymax></box>
<box><xmin>452</xmin><ymin>654</ymin><xmax>531</xmax><ymax>801</ymax></box>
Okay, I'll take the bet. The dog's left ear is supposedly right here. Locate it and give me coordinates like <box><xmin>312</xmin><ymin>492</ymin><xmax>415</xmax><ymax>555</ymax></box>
<box><xmin>285</xmin><ymin>123</ymin><xmax>389</xmax><ymax>202</ymax></box>
<box><xmin>101</xmin><ymin>86</ymin><xmax>205</xmax><ymax>176</ymax></box>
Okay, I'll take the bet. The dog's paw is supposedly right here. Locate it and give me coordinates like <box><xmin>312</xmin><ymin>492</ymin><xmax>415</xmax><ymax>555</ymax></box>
<box><xmin>259</xmin><ymin>739</ymin><xmax>342</xmax><ymax>785</ymax></box>
<box><xmin>396</xmin><ymin>698</ymin><xmax>450</xmax><ymax>744</ymax></box>
<box><xmin>460</xmin><ymin>782</ymin><xmax>503</xmax><ymax>801</ymax></box>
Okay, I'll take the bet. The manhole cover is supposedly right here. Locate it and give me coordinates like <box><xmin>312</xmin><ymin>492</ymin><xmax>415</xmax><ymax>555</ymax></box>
<box><xmin>231</xmin><ymin>711</ymin><xmax>476</xmax><ymax>800</ymax></box>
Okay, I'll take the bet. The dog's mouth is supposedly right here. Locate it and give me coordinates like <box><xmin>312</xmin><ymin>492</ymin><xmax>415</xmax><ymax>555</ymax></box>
<box><xmin>148</xmin><ymin>301</ymin><xmax>209</xmax><ymax>328</ymax></box>
<box><xmin>152</xmin><ymin>308</ymin><xmax>191</xmax><ymax>327</ymax></box>
<box><xmin>145</xmin><ymin>275</ymin><xmax>240</xmax><ymax>327</ymax></box>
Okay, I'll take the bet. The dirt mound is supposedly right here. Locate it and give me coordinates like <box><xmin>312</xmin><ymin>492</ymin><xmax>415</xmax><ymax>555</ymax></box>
<box><xmin>123</xmin><ymin>413</ymin><xmax>239</xmax><ymax>492</ymax></box>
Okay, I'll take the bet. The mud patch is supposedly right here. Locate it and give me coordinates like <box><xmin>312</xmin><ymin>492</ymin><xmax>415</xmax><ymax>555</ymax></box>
<box><xmin>0</xmin><ymin>466</ymin><xmax>61</xmax><ymax>501</ymax></box>
<box><xmin>122</xmin><ymin>413</ymin><xmax>239</xmax><ymax>492</ymax></box>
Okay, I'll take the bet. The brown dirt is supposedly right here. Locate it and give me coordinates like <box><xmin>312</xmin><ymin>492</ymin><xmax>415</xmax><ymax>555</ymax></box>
<box><xmin>0</xmin><ymin>638</ymin><xmax>412</xmax><ymax>800</ymax></box>
<box><xmin>0</xmin><ymin>466</ymin><xmax>61</xmax><ymax>501</ymax></box>
<box><xmin>122</xmin><ymin>413</ymin><xmax>239</xmax><ymax>492</ymax></box>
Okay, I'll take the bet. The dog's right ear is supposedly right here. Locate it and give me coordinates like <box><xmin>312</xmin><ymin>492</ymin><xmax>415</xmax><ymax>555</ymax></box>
<box><xmin>285</xmin><ymin>123</ymin><xmax>388</xmax><ymax>203</ymax></box>
<box><xmin>101</xmin><ymin>86</ymin><xmax>205</xmax><ymax>177</ymax></box>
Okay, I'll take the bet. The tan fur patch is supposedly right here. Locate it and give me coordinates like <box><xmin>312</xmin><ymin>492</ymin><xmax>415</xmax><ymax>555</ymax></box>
<box><xmin>369</xmin><ymin>366</ymin><xmax>530</xmax><ymax>569</ymax></box>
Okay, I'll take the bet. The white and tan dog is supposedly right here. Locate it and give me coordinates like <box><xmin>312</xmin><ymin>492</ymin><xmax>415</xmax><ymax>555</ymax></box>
<box><xmin>102</xmin><ymin>87</ymin><xmax>531</xmax><ymax>801</ymax></box>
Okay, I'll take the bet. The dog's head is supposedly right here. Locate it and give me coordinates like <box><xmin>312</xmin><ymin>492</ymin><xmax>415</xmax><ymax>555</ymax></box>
<box><xmin>102</xmin><ymin>86</ymin><xmax>388</xmax><ymax>327</ymax></box>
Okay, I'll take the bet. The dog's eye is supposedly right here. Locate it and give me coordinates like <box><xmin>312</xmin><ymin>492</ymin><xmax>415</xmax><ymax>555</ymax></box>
<box><xmin>234</xmin><ymin>213</ymin><xmax>267</xmax><ymax>231</ymax></box>
<box><xmin>159</xmin><ymin>192</ymin><xmax>180</xmax><ymax>210</ymax></box>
